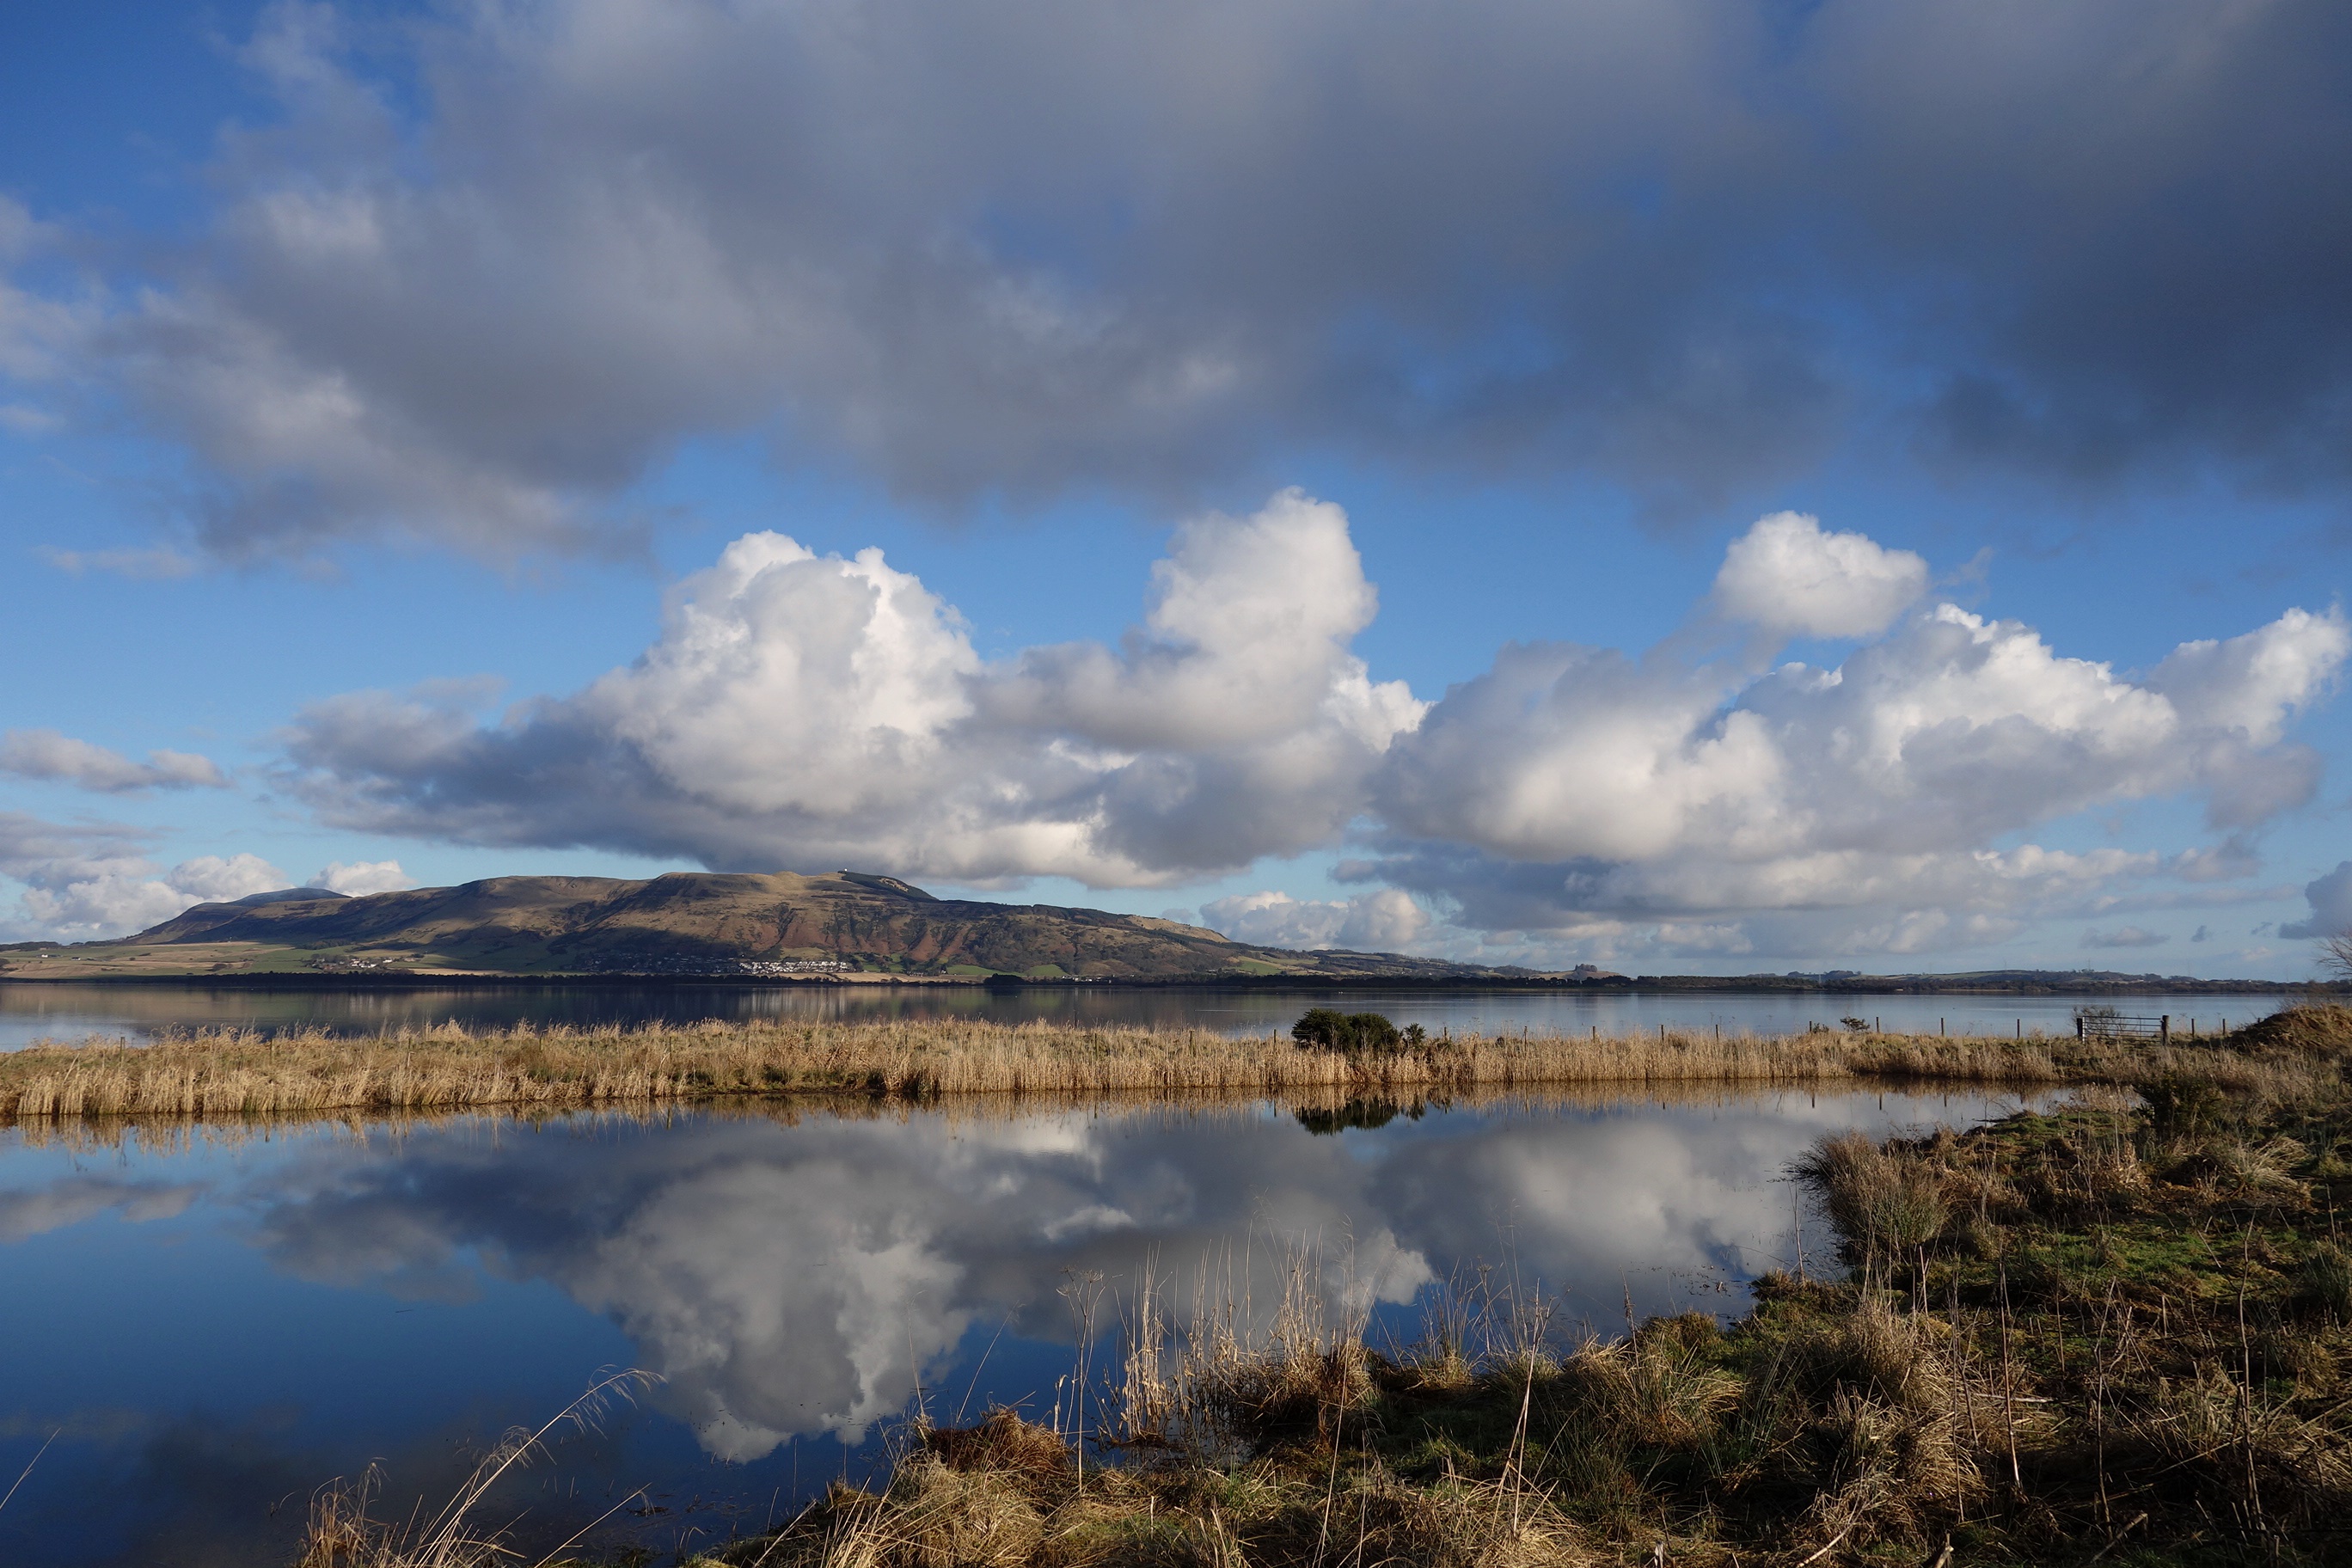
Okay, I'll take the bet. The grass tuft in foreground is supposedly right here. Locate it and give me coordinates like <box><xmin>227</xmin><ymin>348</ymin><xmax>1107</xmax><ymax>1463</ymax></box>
<box><xmin>297</xmin><ymin>1371</ymin><xmax>657</xmax><ymax>1568</ymax></box>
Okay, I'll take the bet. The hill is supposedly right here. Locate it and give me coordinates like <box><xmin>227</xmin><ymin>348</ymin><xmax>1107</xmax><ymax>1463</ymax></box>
<box><xmin>16</xmin><ymin>870</ymin><xmax>1494</xmax><ymax>981</ymax></box>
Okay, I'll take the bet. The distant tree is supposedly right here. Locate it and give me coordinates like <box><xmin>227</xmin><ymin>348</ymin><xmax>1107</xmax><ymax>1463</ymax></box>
<box><xmin>2325</xmin><ymin>931</ymin><xmax>2352</xmax><ymax>988</ymax></box>
<box><xmin>1290</xmin><ymin>1008</ymin><xmax>1404</xmax><ymax>1052</ymax></box>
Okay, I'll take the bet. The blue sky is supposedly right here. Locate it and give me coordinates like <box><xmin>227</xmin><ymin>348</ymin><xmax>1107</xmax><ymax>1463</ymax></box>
<box><xmin>2</xmin><ymin>0</ymin><xmax>2347</xmax><ymax>977</ymax></box>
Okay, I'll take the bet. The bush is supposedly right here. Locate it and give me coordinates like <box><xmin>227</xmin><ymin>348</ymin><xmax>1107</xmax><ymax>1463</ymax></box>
<box><xmin>1290</xmin><ymin>1008</ymin><xmax>1403</xmax><ymax>1052</ymax></box>
<box><xmin>2141</xmin><ymin>1072</ymin><xmax>2227</xmax><ymax>1140</ymax></box>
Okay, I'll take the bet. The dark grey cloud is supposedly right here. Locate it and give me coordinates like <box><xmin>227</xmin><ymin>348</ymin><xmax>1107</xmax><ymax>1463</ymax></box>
<box><xmin>8</xmin><ymin>0</ymin><xmax>2349</xmax><ymax>556</ymax></box>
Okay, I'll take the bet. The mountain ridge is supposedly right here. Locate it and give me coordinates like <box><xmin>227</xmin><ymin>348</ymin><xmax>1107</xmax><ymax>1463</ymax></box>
<box><xmin>88</xmin><ymin>869</ymin><xmax>1490</xmax><ymax>980</ymax></box>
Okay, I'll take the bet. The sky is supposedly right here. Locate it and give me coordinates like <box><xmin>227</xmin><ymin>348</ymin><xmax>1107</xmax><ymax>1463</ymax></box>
<box><xmin>0</xmin><ymin>0</ymin><xmax>2348</xmax><ymax>978</ymax></box>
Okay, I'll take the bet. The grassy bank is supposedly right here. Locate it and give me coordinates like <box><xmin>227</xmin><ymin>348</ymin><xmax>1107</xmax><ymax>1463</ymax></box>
<box><xmin>1</xmin><ymin>1011</ymin><xmax>2337</xmax><ymax>1124</ymax></box>
<box><xmin>285</xmin><ymin>1008</ymin><xmax>2352</xmax><ymax>1567</ymax></box>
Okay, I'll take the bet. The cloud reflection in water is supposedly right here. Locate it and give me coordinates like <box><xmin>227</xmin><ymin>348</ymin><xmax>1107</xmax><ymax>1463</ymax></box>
<box><xmin>217</xmin><ymin>1090</ymin><xmax>2008</xmax><ymax>1460</ymax></box>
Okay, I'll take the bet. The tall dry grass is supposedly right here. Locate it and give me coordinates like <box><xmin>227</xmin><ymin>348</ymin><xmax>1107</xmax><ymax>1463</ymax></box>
<box><xmin>298</xmin><ymin>1370</ymin><xmax>657</xmax><ymax>1568</ymax></box>
<box><xmin>3</xmin><ymin>1009</ymin><xmax>2342</xmax><ymax>1126</ymax></box>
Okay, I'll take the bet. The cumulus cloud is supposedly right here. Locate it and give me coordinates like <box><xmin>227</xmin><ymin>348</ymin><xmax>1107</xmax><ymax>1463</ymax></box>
<box><xmin>1367</xmin><ymin>589</ymin><xmax>2349</xmax><ymax>941</ymax></box>
<box><xmin>1712</xmin><ymin>512</ymin><xmax>1927</xmax><ymax>639</ymax></box>
<box><xmin>0</xmin><ymin>813</ymin><xmax>287</xmax><ymax>939</ymax></box>
<box><xmin>3</xmin><ymin>2</ymin><xmax>2349</xmax><ymax>556</ymax></box>
<box><xmin>2281</xmin><ymin>861</ymin><xmax>2352</xmax><ymax>940</ymax></box>
<box><xmin>0</xmin><ymin>729</ymin><xmax>228</xmax><ymax>792</ymax></box>
<box><xmin>308</xmin><ymin>859</ymin><xmax>413</xmax><ymax>896</ymax></box>
<box><xmin>1200</xmin><ymin>889</ymin><xmax>1430</xmax><ymax>952</ymax></box>
<box><xmin>273</xmin><ymin>499</ymin><xmax>2346</xmax><ymax>959</ymax></box>
<box><xmin>281</xmin><ymin>491</ymin><xmax>1421</xmax><ymax>885</ymax></box>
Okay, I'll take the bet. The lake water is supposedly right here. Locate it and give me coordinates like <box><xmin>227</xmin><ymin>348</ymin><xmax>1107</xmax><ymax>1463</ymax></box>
<box><xmin>0</xmin><ymin>980</ymin><xmax>2289</xmax><ymax>1051</ymax></box>
<box><xmin>0</xmin><ymin>1085</ymin><xmax>2043</xmax><ymax>1565</ymax></box>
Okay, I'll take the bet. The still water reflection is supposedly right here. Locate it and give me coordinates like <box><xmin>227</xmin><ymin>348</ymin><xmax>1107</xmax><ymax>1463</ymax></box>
<box><xmin>0</xmin><ymin>980</ymin><xmax>2288</xmax><ymax>1051</ymax></box>
<box><xmin>0</xmin><ymin>1087</ymin><xmax>2037</xmax><ymax>1565</ymax></box>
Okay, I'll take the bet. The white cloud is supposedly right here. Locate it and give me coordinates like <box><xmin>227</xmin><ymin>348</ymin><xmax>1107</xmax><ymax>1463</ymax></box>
<box><xmin>1369</xmin><ymin>591</ymin><xmax>2348</xmax><ymax>938</ymax></box>
<box><xmin>0</xmin><ymin>813</ymin><xmax>288</xmax><ymax>940</ymax></box>
<box><xmin>1200</xmin><ymin>889</ymin><xmax>1429</xmax><ymax>952</ymax></box>
<box><xmin>0</xmin><ymin>729</ymin><xmax>228</xmax><ymax>792</ymax></box>
<box><xmin>284</xmin><ymin>490</ymin><xmax>1421</xmax><ymax>886</ymax></box>
<box><xmin>166</xmin><ymin>853</ymin><xmax>290</xmax><ymax>904</ymax></box>
<box><xmin>1712</xmin><ymin>511</ymin><xmax>1927</xmax><ymax>639</ymax></box>
<box><xmin>309</xmin><ymin>859</ymin><xmax>413</xmax><ymax>896</ymax></box>
<box><xmin>2281</xmin><ymin>861</ymin><xmax>2352</xmax><ymax>940</ymax></box>
<box><xmin>273</xmin><ymin>502</ymin><xmax>2343</xmax><ymax>962</ymax></box>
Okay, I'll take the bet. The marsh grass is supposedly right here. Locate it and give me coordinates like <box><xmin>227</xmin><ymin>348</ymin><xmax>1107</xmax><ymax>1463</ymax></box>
<box><xmin>7</xmin><ymin>1007</ymin><xmax>2346</xmax><ymax>1128</ymax></box>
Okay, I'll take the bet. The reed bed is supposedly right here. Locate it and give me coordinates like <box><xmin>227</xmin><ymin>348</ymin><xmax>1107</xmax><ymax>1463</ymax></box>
<box><xmin>3</xmin><ymin>1010</ymin><xmax>2339</xmax><ymax>1126</ymax></box>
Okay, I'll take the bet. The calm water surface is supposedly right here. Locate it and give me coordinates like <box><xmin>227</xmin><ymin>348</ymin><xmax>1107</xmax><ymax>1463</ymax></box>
<box><xmin>0</xmin><ymin>981</ymin><xmax>2288</xmax><ymax>1051</ymax></box>
<box><xmin>0</xmin><ymin>1087</ymin><xmax>2043</xmax><ymax>1565</ymax></box>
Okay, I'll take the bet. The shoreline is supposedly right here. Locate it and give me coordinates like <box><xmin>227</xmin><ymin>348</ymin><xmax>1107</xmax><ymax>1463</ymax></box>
<box><xmin>3</xmin><ymin>1008</ymin><xmax>2341</xmax><ymax>1126</ymax></box>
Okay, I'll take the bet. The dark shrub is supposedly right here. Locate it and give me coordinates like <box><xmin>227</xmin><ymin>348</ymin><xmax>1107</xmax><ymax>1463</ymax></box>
<box><xmin>1291</xmin><ymin>1008</ymin><xmax>1351</xmax><ymax>1049</ymax></box>
<box><xmin>1290</xmin><ymin>1008</ymin><xmax>1403</xmax><ymax>1052</ymax></box>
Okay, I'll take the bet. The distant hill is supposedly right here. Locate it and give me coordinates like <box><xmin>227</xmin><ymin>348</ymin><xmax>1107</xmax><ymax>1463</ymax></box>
<box><xmin>0</xmin><ymin>875</ymin><xmax>2310</xmax><ymax>988</ymax></box>
<box><xmin>105</xmin><ymin>870</ymin><xmax>1494</xmax><ymax>981</ymax></box>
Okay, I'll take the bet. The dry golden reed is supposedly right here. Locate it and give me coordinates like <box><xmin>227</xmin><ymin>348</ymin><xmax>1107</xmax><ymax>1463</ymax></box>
<box><xmin>0</xmin><ymin>1011</ymin><xmax>2327</xmax><ymax>1127</ymax></box>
